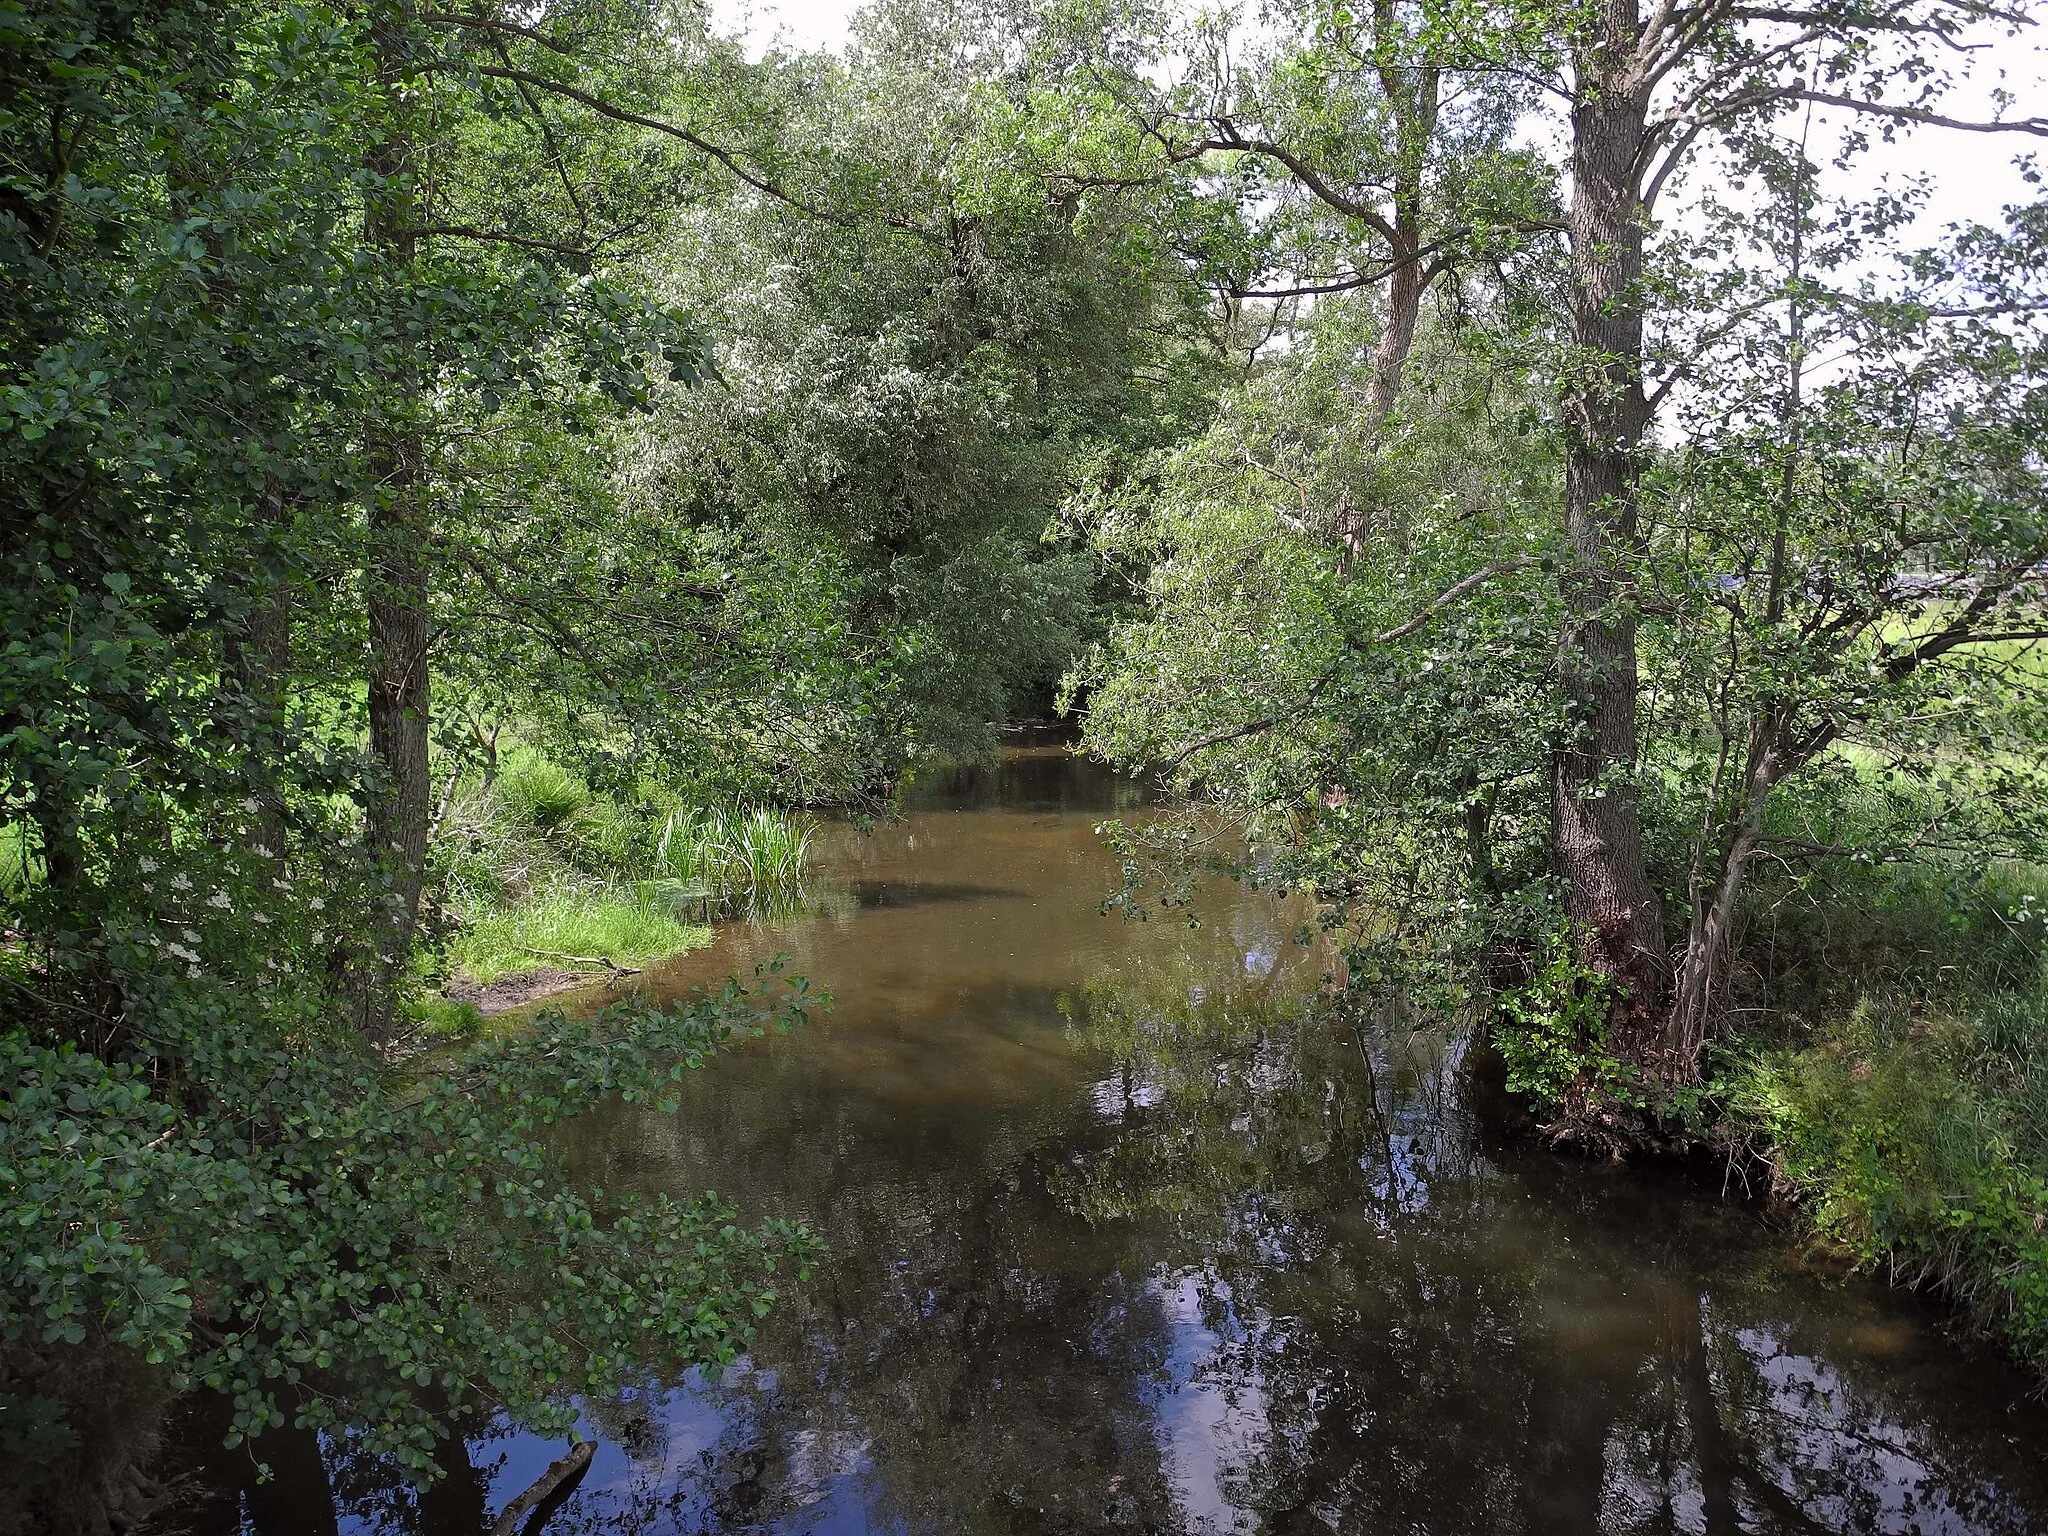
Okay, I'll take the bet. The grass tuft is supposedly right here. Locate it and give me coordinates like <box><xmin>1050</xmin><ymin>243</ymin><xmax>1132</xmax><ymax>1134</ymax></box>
<box><xmin>447</xmin><ymin>888</ymin><xmax>711</xmax><ymax>984</ymax></box>
<box><xmin>494</xmin><ymin>752</ymin><xmax>590</xmax><ymax>834</ymax></box>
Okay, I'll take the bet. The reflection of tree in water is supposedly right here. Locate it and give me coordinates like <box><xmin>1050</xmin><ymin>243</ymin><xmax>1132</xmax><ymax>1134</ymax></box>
<box><xmin>164</xmin><ymin>918</ymin><xmax>2048</xmax><ymax>1534</ymax></box>
<box><xmin>528</xmin><ymin>978</ymin><xmax>1197</xmax><ymax>1533</ymax></box>
<box><xmin>1049</xmin><ymin>932</ymin><xmax>2048</xmax><ymax>1535</ymax></box>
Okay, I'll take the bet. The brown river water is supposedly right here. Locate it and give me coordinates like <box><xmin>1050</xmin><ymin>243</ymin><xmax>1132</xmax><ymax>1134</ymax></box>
<box><xmin>168</xmin><ymin>746</ymin><xmax>2048</xmax><ymax>1534</ymax></box>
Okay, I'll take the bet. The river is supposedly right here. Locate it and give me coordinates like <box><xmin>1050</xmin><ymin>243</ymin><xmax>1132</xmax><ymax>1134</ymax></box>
<box><xmin>166</xmin><ymin>744</ymin><xmax>2048</xmax><ymax>1534</ymax></box>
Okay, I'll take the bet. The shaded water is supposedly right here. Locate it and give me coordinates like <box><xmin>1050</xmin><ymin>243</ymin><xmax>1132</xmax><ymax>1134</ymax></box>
<box><xmin>173</xmin><ymin>748</ymin><xmax>2048</xmax><ymax>1535</ymax></box>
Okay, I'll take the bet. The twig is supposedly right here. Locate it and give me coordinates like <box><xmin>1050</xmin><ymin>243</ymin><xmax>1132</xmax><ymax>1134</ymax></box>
<box><xmin>429</xmin><ymin>762</ymin><xmax>464</xmax><ymax>843</ymax></box>
<box><xmin>512</xmin><ymin>945</ymin><xmax>641</xmax><ymax>975</ymax></box>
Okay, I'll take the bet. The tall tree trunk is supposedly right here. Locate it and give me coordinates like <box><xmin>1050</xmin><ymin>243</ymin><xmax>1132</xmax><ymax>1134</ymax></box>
<box><xmin>1554</xmin><ymin>5</ymin><xmax>1668</xmax><ymax>1050</ymax></box>
<box><xmin>1350</xmin><ymin>58</ymin><xmax>1438</xmax><ymax>560</ymax></box>
<box><xmin>1672</xmin><ymin>1293</ymin><xmax>1742</xmax><ymax>1536</ymax></box>
<box><xmin>361</xmin><ymin>14</ymin><xmax>432</xmax><ymax>1046</ymax></box>
<box><xmin>1367</xmin><ymin>253</ymin><xmax>1426</xmax><ymax>428</ymax></box>
<box><xmin>1365</xmin><ymin>53</ymin><xmax>1438</xmax><ymax>429</ymax></box>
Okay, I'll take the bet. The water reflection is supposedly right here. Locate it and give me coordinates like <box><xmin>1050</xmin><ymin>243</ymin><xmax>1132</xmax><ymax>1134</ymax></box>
<box><xmin>162</xmin><ymin>748</ymin><xmax>2048</xmax><ymax>1534</ymax></box>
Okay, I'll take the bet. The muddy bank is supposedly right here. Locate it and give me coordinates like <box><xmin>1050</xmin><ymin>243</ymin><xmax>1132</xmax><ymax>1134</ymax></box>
<box><xmin>443</xmin><ymin>967</ymin><xmax>605</xmax><ymax>1016</ymax></box>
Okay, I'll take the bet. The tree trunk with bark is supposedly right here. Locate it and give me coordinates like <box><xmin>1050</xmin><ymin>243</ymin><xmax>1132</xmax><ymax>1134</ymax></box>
<box><xmin>1554</xmin><ymin>1</ymin><xmax>1670</xmax><ymax>1056</ymax></box>
<box><xmin>1364</xmin><ymin>51</ymin><xmax>1438</xmax><ymax>431</ymax></box>
<box><xmin>360</xmin><ymin>15</ymin><xmax>433</xmax><ymax>1047</ymax></box>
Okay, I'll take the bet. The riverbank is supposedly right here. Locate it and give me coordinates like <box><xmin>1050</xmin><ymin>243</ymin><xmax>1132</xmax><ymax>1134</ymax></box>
<box><xmin>147</xmin><ymin>744</ymin><xmax>2048</xmax><ymax>1534</ymax></box>
<box><xmin>1711</xmin><ymin>988</ymin><xmax>2048</xmax><ymax>1383</ymax></box>
<box><xmin>1697</xmin><ymin>852</ymin><xmax>2048</xmax><ymax>1384</ymax></box>
<box><xmin>427</xmin><ymin>746</ymin><xmax>808</xmax><ymax>1019</ymax></box>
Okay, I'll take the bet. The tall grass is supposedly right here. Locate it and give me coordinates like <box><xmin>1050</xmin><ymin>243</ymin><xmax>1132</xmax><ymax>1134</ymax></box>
<box><xmin>1714</xmin><ymin>784</ymin><xmax>2048</xmax><ymax>1380</ymax></box>
<box><xmin>0</xmin><ymin>823</ymin><xmax>40</xmax><ymax>900</ymax></box>
<box><xmin>447</xmin><ymin>888</ymin><xmax>708</xmax><ymax>985</ymax></box>
<box><xmin>434</xmin><ymin>748</ymin><xmax>816</xmax><ymax>981</ymax></box>
<box><xmin>650</xmin><ymin>804</ymin><xmax>813</xmax><ymax>911</ymax></box>
<box><xmin>1719</xmin><ymin>982</ymin><xmax>2048</xmax><ymax>1374</ymax></box>
<box><xmin>494</xmin><ymin>753</ymin><xmax>588</xmax><ymax>833</ymax></box>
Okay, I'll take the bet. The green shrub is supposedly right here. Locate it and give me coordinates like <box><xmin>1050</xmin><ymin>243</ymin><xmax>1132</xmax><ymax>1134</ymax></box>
<box><xmin>1493</xmin><ymin>921</ymin><xmax>1640</xmax><ymax>1117</ymax></box>
<box><xmin>562</xmin><ymin>794</ymin><xmax>644</xmax><ymax>879</ymax></box>
<box><xmin>1718</xmin><ymin>992</ymin><xmax>2048</xmax><ymax>1373</ymax></box>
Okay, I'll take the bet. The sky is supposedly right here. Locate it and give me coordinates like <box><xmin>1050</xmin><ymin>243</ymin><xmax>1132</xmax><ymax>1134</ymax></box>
<box><xmin>707</xmin><ymin>0</ymin><xmax>2048</xmax><ymax>244</ymax></box>
<box><xmin>710</xmin><ymin>0</ymin><xmax>862</xmax><ymax>55</ymax></box>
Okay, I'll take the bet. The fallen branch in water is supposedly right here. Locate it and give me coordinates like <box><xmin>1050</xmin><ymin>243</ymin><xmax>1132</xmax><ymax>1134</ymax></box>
<box><xmin>511</xmin><ymin>945</ymin><xmax>641</xmax><ymax>975</ymax></box>
<box><xmin>490</xmin><ymin>1440</ymin><xmax>595</xmax><ymax>1536</ymax></box>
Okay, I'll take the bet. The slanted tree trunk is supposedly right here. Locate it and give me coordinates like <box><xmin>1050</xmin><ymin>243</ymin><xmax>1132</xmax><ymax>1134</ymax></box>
<box><xmin>1663</xmin><ymin>153</ymin><xmax>1813</xmax><ymax>1062</ymax></box>
<box><xmin>1554</xmin><ymin>0</ymin><xmax>1669</xmax><ymax>1051</ymax></box>
<box><xmin>1668</xmin><ymin>727</ymin><xmax>1780</xmax><ymax>1064</ymax></box>
<box><xmin>1364</xmin><ymin>49</ymin><xmax>1439</xmax><ymax>431</ymax></box>
<box><xmin>361</xmin><ymin>14</ymin><xmax>433</xmax><ymax>1047</ymax></box>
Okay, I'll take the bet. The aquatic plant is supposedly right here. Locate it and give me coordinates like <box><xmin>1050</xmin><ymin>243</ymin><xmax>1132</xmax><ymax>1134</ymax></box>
<box><xmin>704</xmin><ymin>805</ymin><xmax>814</xmax><ymax>899</ymax></box>
<box><xmin>649</xmin><ymin>802</ymin><xmax>813</xmax><ymax>911</ymax></box>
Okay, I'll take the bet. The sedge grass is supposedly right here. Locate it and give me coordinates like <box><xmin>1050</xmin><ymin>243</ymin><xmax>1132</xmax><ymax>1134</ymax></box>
<box><xmin>653</xmin><ymin>804</ymin><xmax>813</xmax><ymax>908</ymax></box>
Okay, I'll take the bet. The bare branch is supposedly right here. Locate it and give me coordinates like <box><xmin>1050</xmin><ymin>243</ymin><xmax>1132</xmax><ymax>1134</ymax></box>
<box><xmin>463</xmin><ymin>64</ymin><xmax>938</xmax><ymax>241</ymax></box>
<box><xmin>1371</xmin><ymin>558</ymin><xmax>1536</xmax><ymax>645</ymax></box>
<box><xmin>1230</xmin><ymin>220</ymin><xmax>1560</xmax><ymax>299</ymax></box>
<box><xmin>1792</xmin><ymin>89</ymin><xmax>2048</xmax><ymax>136</ymax></box>
<box><xmin>1197</xmin><ymin>119</ymin><xmax>1406</xmax><ymax>249</ymax></box>
<box><xmin>417</xmin><ymin>8</ymin><xmax>576</xmax><ymax>56</ymax></box>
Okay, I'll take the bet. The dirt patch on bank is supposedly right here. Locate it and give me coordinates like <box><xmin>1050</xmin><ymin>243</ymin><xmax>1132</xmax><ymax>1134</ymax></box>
<box><xmin>444</xmin><ymin>968</ymin><xmax>608</xmax><ymax>1016</ymax></box>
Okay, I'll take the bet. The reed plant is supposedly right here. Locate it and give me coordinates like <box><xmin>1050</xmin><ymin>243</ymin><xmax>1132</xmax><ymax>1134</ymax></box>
<box><xmin>651</xmin><ymin>803</ymin><xmax>813</xmax><ymax>911</ymax></box>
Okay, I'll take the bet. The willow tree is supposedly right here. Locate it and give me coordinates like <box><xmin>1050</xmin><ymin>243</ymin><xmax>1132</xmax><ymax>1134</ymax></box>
<box><xmin>1532</xmin><ymin>0</ymin><xmax>2048</xmax><ymax>1080</ymax></box>
<box><xmin>1152</xmin><ymin>0</ymin><xmax>1556</xmax><ymax>428</ymax></box>
<box><xmin>1074</xmin><ymin>0</ymin><xmax>2048</xmax><ymax>1128</ymax></box>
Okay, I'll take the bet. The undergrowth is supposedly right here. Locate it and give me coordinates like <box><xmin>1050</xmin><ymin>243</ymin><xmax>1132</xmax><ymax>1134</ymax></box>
<box><xmin>449</xmin><ymin>891</ymin><xmax>709</xmax><ymax>985</ymax></box>
<box><xmin>433</xmin><ymin>748</ymin><xmax>812</xmax><ymax>983</ymax></box>
<box><xmin>1714</xmin><ymin>837</ymin><xmax>2048</xmax><ymax>1379</ymax></box>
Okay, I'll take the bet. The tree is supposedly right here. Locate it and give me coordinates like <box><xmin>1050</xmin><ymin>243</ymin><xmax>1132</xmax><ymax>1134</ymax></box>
<box><xmin>602</xmin><ymin>0</ymin><xmax>1220</xmax><ymax>770</ymax></box>
<box><xmin>1151</xmin><ymin>0</ymin><xmax>1556</xmax><ymax>426</ymax></box>
<box><xmin>1540</xmin><ymin>0</ymin><xmax>2048</xmax><ymax>1062</ymax></box>
<box><xmin>0</xmin><ymin>3</ymin><xmax>825</xmax><ymax>1521</ymax></box>
<box><xmin>1076</xmin><ymin>0</ymin><xmax>2048</xmax><ymax>1112</ymax></box>
<box><xmin>1645</xmin><ymin>171</ymin><xmax>2048</xmax><ymax>1067</ymax></box>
